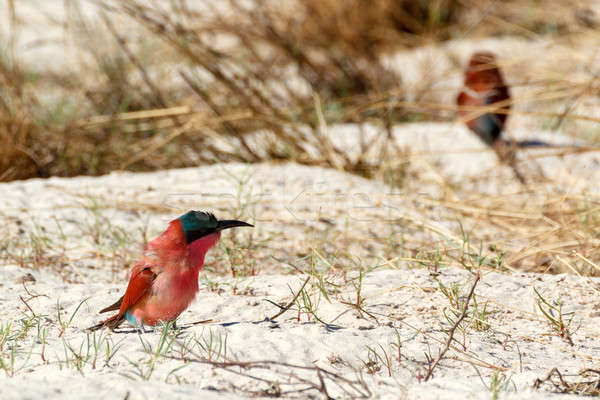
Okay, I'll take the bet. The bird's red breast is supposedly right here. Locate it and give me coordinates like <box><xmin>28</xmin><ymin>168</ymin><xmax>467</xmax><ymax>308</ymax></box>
<box><xmin>89</xmin><ymin>212</ymin><xmax>252</xmax><ymax>331</ymax></box>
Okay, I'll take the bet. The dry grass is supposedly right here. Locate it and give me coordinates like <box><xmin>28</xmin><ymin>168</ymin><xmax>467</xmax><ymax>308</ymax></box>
<box><xmin>1</xmin><ymin>0</ymin><xmax>600</xmax><ymax>279</ymax></box>
<box><xmin>1</xmin><ymin>0</ymin><xmax>597</xmax><ymax>181</ymax></box>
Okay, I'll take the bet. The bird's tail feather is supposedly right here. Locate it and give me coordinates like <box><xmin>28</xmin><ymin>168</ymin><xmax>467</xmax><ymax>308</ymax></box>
<box><xmin>99</xmin><ymin>295</ymin><xmax>124</xmax><ymax>314</ymax></box>
<box><xmin>87</xmin><ymin>314</ymin><xmax>124</xmax><ymax>331</ymax></box>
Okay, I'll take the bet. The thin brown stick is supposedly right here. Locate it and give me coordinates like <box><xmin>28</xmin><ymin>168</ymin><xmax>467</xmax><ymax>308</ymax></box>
<box><xmin>268</xmin><ymin>277</ymin><xmax>310</xmax><ymax>321</ymax></box>
<box><xmin>316</xmin><ymin>369</ymin><xmax>332</xmax><ymax>400</ymax></box>
<box><xmin>22</xmin><ymin>281</ymin><xmax>48</xmax><ymax>300</ymax></box>
<box><xmin>184</xmin><ymin>319</ymin><xmax>213</xmax><ymax>327</ymax></box>
<box><xmin>164</xmin><ymin>350</ymin><xmax>371</xmax><ymax>399</ymax></box>
<box><xmin>19</xmin><ymin>295</ymin><xmax>36</xmax><ymax>318</ymax></box>
<box><xmin>340</xmin><ymin>301</ymin><xmax>380</xmax><ymax>323</ymax></box>
<box><xmin>424</xmin><ymin>272</ymin><xmax>481</xmax><ymax>381</ymax></box>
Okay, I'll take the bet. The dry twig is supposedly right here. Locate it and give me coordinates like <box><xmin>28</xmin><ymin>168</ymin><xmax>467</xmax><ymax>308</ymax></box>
<box><xmin>424</xmin><ymin>272</ymin><xmax>481</xmax><ymax>381</ymax></box>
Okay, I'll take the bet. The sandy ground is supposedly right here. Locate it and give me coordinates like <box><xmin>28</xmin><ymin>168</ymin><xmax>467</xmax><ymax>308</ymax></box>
<box><xmin>1</xmin><ymin>121</ymin><xmax>600</xmax><ymax>398</ymax></box>
<box><xmin>2</xmin><ymin>264</ymin><xmax>599</xmax><ymax>400</ymax></box>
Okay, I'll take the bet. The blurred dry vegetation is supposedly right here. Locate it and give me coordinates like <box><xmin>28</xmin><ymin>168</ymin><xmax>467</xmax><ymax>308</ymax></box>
<box><xmin>2</xmin><ymin>0</ymin><xmax>600</xmax><ymax>279</ymax></box>
<box><xmin>0</xmin><ymin>0</ymin><xmax>597</xmax><ymax>181</ymax></box>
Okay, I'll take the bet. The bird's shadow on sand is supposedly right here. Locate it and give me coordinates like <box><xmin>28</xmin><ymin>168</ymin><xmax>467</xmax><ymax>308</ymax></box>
<box><xmin>112</xmin><ymin>318</ymin><xmax>343</xmax><ymax>334</ymax></box>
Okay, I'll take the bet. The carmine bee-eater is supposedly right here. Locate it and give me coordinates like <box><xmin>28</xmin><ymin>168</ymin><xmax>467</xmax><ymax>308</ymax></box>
<box><xmin>457</xmin><ymin>51</ymin><xmax>531</xmax><ymax>183</ymax></box>
<box><xmin>89</xmin><ymin>211</ymin><xmax>252</xmax><ymax>331</ymax></box>
<box><xmin>457</xmin><ymin>52</ymin><xmax>561</xmax><ymax>183</ymax></box>
<box><xmin>456</xmin><ymin>51</ymin><xmax>510</xmax><ymax>147</ymax></box>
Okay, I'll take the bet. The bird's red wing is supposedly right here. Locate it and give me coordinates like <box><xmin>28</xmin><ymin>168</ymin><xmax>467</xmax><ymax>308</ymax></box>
<box><xmin>116</xmin><ymin>264</ymin><xmax>158</xmax><ymax>316</ymax></box>
<box><xmin>99</xmin><ymin>295</ymin><xmax>124</xmax><ymax>313</ymax></box>
<box><xmin>456</xmin><ymin>91</ymin><xmax>481</xmax><ymax>119</ymax></box>
<box><xmin>456</xmin><ymin>91</ymin><xmax>468</xmax><ymax>107</ymax></box>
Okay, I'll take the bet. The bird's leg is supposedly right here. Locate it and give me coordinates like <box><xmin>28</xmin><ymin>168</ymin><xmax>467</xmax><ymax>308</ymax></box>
<box><xmin>494</xmin><ymin>141</ymin><xmax>526</xmax><ymax>184</ymax></box>
<box><xmin>136</xmin><ymin>321</ymin><xmax>148</xmax><ymax>334</ymax></box>
<box><xmin>171</xmin><ymin>320</ymin><xmax>178</xmax><ymax>330</ymax></box>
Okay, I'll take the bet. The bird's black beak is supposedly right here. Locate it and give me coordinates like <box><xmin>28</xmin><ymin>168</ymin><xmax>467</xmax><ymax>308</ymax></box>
<box><xmin>216</xmin><ymin>220</ymin><xmax>253</xmax><ymax>231</ymax></box>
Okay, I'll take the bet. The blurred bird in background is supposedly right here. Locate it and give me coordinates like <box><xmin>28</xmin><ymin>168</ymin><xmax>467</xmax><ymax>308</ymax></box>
<box><xmin>457</xmin><ymin>51</ymin><xmax>510</xmax><ymax>148</ymax></box>
<box><xmin>457</xmin><ymin>51</ymin><xmax>534</xmax><ymax>183</ymax></box>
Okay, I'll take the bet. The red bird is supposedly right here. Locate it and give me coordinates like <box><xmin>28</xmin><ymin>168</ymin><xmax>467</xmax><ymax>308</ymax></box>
<box><xmin>456</xmin><ymin>51</ymin><xmax>510</xmax><ymax>147</ymax></box>
<box><xmin>89</xmin><ymin>211</ymin><xmax>252</xmax><ymax>331</ymax></box>
<box><xmin>456</xmin><ymin>51</ymin><xmax>530</xmax><ymax>183</ymax></box>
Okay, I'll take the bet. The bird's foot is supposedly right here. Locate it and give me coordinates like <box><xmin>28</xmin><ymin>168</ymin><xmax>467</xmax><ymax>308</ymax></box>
<box><xmin>136</xmin><ymin>323</ymin><xmax>148</xmax><ymax>334</ymax></box>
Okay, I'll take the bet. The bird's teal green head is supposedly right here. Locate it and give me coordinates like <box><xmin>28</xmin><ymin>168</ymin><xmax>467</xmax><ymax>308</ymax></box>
<box><xmin>178</xmin><ymin>211</ymin><xmax>253</xmax><ymax>244</ymax></box>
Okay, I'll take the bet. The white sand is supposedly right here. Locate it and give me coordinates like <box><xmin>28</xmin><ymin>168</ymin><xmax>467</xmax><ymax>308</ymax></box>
<box><xmin>1</xmin><ymin>132</ymin><xmax>600</xmax><ymax>398</ymax></box>
<box><xmin>2</xmin><ymin>265</ymin><xmax>598</xmax><ymax>400</ymax></box>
